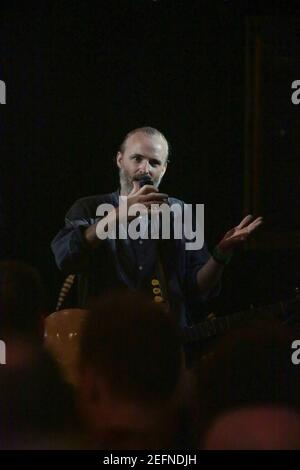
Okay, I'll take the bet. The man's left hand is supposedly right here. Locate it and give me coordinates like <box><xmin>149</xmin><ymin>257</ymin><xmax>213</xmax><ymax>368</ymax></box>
<box><xmin>217</xmin><ymin>215</ymin><xmax>263</xmax><ymax>255</ymax></box>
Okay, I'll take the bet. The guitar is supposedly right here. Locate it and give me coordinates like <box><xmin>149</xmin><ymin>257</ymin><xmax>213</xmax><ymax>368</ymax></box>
<box><xmin>182</xmin><ymin>295</ymin><xmax>300</xmax><ymax>345</ymax></box>
<box><xmin>44</xmin><ymin>308</ymin><xmax>87</xmax><ymax>386</ymax></box>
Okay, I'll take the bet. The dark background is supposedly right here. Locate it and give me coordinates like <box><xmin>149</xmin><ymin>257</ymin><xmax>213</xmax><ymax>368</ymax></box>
<box><xmin>0</xmin><ymin>0</ymin><xmax>300</xmax><ymax>316</ymax></box>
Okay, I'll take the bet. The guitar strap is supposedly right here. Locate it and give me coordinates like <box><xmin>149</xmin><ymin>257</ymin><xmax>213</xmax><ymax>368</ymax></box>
<box><xmin>150</xmin><ymin>243</ymin><xmax>171</xmax><ymax>312</ymax></box>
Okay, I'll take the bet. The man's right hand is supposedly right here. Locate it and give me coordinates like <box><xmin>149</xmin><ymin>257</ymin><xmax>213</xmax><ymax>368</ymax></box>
<box><xmin>85</xmin><ymin>182</ymin><xmax>168</xmax><ymax>247</ymax></box>
<box><xmin>118</xmin><ymin>181</ymin><xmax>169</xmax><ymax>221</ymax></box>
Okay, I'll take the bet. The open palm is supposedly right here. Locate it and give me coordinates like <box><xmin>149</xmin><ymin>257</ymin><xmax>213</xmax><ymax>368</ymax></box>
<box><xmin>218</xmin><ymin>215</ymin><xmax>263</xmax><ymax>254</ymax></box>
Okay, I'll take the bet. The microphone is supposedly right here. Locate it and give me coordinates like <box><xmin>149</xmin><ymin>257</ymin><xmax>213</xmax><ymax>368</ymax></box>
<box><xmin>138</xmin><ymin>174</ymin><xmax>168</xmax><ymax>240</ymax></box>
<box><xmin>138</xmin><ymin>175</ymin><xmax>153</xmax><ymax>188</ymax></box>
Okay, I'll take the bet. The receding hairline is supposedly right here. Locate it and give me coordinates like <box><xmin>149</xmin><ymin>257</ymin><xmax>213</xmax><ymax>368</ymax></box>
<box><xmin>119</xmin><ymin>127</ymin><xmax>170</xmax><ymax>160</ymax></box>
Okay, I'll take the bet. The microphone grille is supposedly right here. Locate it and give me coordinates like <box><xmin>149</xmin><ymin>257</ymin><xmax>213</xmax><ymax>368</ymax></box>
<box><xmin>139</xmin><ymin>175</ymin><xmax>153</xmax><ymax>187</ymax></box>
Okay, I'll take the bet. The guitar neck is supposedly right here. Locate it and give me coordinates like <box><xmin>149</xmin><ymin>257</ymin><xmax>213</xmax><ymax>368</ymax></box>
<box><xmin>183</xmin><ymin>301</ymin><xmax>286</xmax><ymax>345</ymax></box>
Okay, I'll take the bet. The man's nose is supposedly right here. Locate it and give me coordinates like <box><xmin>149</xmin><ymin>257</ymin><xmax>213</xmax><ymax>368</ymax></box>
<box><xmin>140</xmin><ymin>160</ymin><xmax>151</xmax><ymax>174</ymax></box>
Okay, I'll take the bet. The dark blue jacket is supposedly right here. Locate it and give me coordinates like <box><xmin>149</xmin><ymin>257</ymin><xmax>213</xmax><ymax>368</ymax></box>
<box><xmin>51</xmin><ymin>191</ymin><xmax>220</xmax><ymax>326</ymax></box>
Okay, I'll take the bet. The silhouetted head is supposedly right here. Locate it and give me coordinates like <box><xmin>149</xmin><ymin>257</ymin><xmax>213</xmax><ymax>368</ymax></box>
<box><xmin>77</xmin><ymin>291</ymin><xmax>186</xmax><ymax>449</ymax></box>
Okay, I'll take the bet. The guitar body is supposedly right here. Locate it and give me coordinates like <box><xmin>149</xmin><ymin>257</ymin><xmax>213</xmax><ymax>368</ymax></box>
<box><xmin>44</xmin><ymin>296</ymin><xmax>300</xmax><ymax>381</ymax></box>
<box><xmin>44</xmin><ymin>309</ymin><xmax>88</xmax><ymax>386</ymax></box>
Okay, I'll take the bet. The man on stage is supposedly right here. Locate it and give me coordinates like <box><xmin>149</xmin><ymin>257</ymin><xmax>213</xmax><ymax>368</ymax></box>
<box><xmin>51</xmin><ymin>126</ymin><xmax>262</xmax><ymax>327</ymax></box>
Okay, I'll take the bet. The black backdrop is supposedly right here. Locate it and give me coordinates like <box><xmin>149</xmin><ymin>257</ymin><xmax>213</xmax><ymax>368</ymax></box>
<box><xmin>1</xmin><ymin>0</ymin><xmax>300</xmax><ymax>315</ymax></box>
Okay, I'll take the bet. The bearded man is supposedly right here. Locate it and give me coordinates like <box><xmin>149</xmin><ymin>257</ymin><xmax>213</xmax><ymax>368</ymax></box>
<box><xmin>51</xmin><ymin>127</ymin><xmax>262</xmax><ymax>327</ymax></box>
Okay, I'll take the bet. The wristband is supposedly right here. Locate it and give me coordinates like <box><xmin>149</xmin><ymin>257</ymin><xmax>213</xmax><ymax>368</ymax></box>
<box><xmin>212</xmin><ymin>246</ymin><xmax>232</xmax><ymax>265</ymax></box>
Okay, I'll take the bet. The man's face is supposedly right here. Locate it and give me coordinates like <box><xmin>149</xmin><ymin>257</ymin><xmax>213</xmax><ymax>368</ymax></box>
<box><xmin>116</xmin><ymin>132</ymin><xmax>168</xmax><ymax>194</ymax></box>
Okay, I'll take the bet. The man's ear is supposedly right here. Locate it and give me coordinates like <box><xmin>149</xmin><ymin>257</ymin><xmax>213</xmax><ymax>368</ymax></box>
<box><xmin>116</xmin><ymin>151</ymin><xmax>123</xmax><ymax>169</ymax></box>
<box><xmin>160</xmin><ymin>162</ymin><xmax>167</xmax><ymax>178</ymax></box>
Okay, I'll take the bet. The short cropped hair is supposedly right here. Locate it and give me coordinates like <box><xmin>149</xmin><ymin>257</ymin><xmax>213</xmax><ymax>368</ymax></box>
<box><xmin>80</xmin><ymin>291</ymin><xmax>182</xmax><ymax>405</ymax></box>
<box><xmin>119</xmin><ymin>126</ymin><xmax>170</xmax><ymax>162</ymax></box>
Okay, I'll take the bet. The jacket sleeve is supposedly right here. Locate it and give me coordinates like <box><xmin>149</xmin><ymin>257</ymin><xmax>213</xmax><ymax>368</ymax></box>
<box><xmin>51</xmin><ymin>200</ymin><xmax>94</xmax><ymax>274</ymax></box>
<box><xmin>185</xmin><ymin>242</ymin><xmax>221</xmax><ymax>302</ymax></box>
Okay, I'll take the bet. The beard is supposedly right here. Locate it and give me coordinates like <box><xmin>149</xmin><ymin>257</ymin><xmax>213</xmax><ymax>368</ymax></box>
<box><xmin>119</xmin><ymin>168</ymin><xmax>162</xmax><ymax>194</ymax></box>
